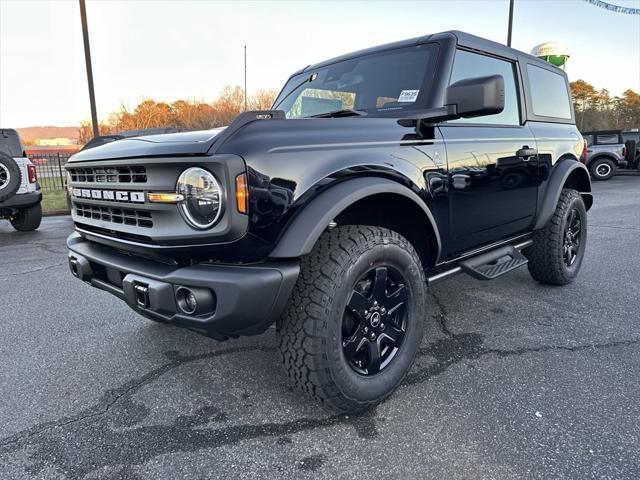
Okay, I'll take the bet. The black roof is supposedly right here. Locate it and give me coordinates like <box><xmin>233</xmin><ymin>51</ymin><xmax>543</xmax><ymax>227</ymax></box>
<box><xmin>298</xmin><ymin>30</ymin><xmax>555</xmax><ymax>75</ymax></box>
<box><xmin>581</xmin><ymin>130</ymin><xmax>623</xmax><ymax>135</ymax></box>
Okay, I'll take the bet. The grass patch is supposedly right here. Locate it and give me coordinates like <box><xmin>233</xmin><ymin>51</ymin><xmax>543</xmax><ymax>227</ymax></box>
<box><xmin>41</xmin><ymin>189</ymin><xmax>69</xmax><ymax>214</ymax></box>
<box><xmin>39</xmin><ymin>177</ymin><xmax>69</xmax><ymax>214</ymax></box>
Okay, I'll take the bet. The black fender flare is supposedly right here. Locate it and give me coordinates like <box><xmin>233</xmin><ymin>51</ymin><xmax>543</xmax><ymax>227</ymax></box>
<box><xmin>269</xmin><ymin>177</ymin><xmax>442</xmax><ymax>260</ymax></box>
<box><xmin>534</xmin><ymin>160</ymin><xmax>593</xmax><ymax>231</ymax></box>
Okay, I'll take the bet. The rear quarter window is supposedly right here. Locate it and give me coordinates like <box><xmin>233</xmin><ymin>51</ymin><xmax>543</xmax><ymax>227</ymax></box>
<box><xmin>526</xmin><ymin>64</ymin><xmax>572</xmax><ymax>120</ymax></box>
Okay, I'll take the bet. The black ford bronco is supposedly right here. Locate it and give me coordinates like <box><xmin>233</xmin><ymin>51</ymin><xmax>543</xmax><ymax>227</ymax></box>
<box><xmin>66</xmin><ymin>31</ymin><xmax>592</xmax><ymax>413</ymax></box>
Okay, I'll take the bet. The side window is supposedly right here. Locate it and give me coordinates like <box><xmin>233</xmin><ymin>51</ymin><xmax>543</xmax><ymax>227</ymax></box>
<box><xmin>526</xmin><ymin>64</ymin><xmax>572</xmax><ymax>119</ymax></box>
<box><xmin>448</xmin><ymin>49</ymin><xmax>520</xmax><ymax>126</ymax></box>
<box><xmin>596</xmin><ymin>134</ymin><xmax>619</xmax><ymax>145</ymax></box>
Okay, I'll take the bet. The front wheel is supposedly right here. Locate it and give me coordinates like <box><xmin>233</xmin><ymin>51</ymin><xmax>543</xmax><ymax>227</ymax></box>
<box><xmin>10</xmin><ymin>203</ymin><xmax>42</xmax><ymax>231</ymax></box>
<box><xmin>525</xmin><ymin>189</ymin><xmax>587</xmax><ymax>286</ymax></box>
<box><xmin>277</xmin><ymin>225</ymin><xmax>426</xmax><ymax>413</ymax></box>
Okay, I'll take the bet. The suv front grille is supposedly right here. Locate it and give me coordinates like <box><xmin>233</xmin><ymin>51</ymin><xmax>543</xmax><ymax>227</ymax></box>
<box><xmin>74</xmin><ymin>203</ymin><xmax>153</xmax><ymax>228</ymax></box>
<box><xmin>68</xmin><ymin>166</ymin><xmax>147</xmax><ymax>183</ymax></box>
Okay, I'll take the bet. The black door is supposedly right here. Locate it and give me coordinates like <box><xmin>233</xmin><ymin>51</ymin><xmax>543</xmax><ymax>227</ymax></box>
<box><xmin>440</xmin><ymin>49</ymin><xmax>538</xmax><ymax>255</ymax></box>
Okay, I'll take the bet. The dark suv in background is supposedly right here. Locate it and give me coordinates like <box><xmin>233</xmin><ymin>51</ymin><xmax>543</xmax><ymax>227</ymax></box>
<box><xmin>66</xmin><ymin>31</ymin><xmax>591</xmax><ymax>412</ymax></box>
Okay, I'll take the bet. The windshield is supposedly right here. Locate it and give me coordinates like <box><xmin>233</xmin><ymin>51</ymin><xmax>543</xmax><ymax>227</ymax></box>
<box><xmin>274</xmin><ymin>44</ymin><xmax>437</xmax><ymax>119</ymax></box>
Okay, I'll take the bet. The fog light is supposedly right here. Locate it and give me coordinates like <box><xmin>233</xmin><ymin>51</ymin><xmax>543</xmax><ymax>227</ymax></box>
<box><xmin>185</xmin><ymin>291</ymin><xmax>198</xmax><ymax>312</ymax></box>
<box><xmin>175</xmin><ymin>286</ymin><xmax>216</xmax><ymax>316</ymax></box>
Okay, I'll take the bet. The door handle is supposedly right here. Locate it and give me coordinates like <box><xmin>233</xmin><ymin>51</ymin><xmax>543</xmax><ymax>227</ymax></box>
<box><xmin>516</xmin><ymin>146</ymin><xmax>538</xmax><ymax>158</ymax></box>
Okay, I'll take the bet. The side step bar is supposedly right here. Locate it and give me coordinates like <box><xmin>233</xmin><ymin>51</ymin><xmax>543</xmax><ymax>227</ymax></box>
<box><xmin>427</xmin><ymin>239</ymin><xmax>533</xmax><ymax>285</ymax></box>
<box><xmin>459</xmin><ymin>245</ymin><xmax>528</xmax><ymax>280</ymax></box>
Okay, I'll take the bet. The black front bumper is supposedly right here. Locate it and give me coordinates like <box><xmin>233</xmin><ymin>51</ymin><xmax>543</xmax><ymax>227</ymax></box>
<box><xmin>67</xmin><ymin>232</ymin><xmax>300</xmax><ymax>339</ymax></box>
<box><xmin>0</xmin><ymin>191</ymin><xmax>42</xmax><ymax>209</ymax></box>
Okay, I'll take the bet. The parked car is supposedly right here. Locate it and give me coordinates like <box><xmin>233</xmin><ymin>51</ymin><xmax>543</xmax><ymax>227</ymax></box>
<box><xmin>582</xmin><ymin>130</ymin><xmax>627</xmax><ymax>180</ymax></box>
<box><xmin>0</xmin><ymin>129</ymin><xmax>42</xmax><ymax>231</ymax></box>
<box><xmin>66</xmin><ymin>31</ymin><xmax>592</xmax><ymax>413</ymax></box>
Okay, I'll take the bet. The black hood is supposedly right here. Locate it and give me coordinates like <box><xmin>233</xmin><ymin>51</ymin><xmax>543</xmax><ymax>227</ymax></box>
<box><xmin>69</xmin><ymin>128</ymin><xmax>226</xmax><ymax>162</ymax></box>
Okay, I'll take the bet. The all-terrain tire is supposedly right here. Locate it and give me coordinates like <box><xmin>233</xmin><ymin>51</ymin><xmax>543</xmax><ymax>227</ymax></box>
<box><xmin>277</xmin><ymin>225</ymin><xmax>426</xmax><ymax>413</ymax></box>
<box><xmin>10</xmin><ymin>203</ymin><xmax>42</xmax><ymax>231</ymax></box>
<box><xmin>589</xmin><ymin>157</ymin><xmax>616</xmax><ymax>181</ymax></box>
<box><xmin>525</xmin><ymin>189</ymin><xmax>587</xmax><ymax>286</ymax></box>
<box><xmin>0</xmin><ymin>152</ymin><xmax>22</xmax><ymax>202</ymax></box>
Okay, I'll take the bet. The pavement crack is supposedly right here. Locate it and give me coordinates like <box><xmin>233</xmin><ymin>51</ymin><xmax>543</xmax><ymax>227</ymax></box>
<box><xmin>0</xmin><ymin>342</ymin><xmax>379</xmax><ymax>478</ymax></box>
<box><xmin>484</xmin><ymin>338</ymin><xmax>640</xmax><ymax>357</ymax></box>
<box><xmin>429</xmin><ymin>290</ymin><xmax>455</xmax><ymax>338</ymax></box>
<box><xmin>407</xmin><ymin>333</ymin><xmax>640</xmax><ymax>386</ymax></box>
<box><xmin>590</xmin><ymin>224</ymin><xmax>640</xmax><ymax>231</ymax></box>
<box><xmin>0</xmin><ymin>261</ymin><xmax>66</xmax><ymax>278</ymax></box>
<box><xmin>0</xmin><ymin>345</ymin><xmax>275</xmax><ymax>449</ymax></box>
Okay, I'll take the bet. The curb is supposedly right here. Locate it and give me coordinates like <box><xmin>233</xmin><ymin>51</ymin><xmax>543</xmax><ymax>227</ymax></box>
<box><xmin>43</xmin><ymin>210</ymin><xmax>71</xmax><ymax>217</ymax></box>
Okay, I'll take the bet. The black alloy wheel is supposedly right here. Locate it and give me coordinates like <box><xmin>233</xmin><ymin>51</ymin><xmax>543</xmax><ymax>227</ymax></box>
<box><xmin>563</xmin><ymin>208</ymin><xmax>582</xmax><ymax>267</ymax></box>
<box><xmin>342</xmin><ymin>266</ymin><xmax>408</xmax><ymax>375</ymax></box>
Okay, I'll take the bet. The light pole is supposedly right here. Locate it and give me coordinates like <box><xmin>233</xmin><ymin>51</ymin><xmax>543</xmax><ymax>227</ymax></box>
<box><xmin>79</xmin><ymin>0</ymin><xmax>99</xmax><ymax>139</ymax></box>
<box><xmin>507</xmin><ymin>0</ymin><xmax>514</xmax><ymax>47</ymax></box>
<box><xmin>244</xmin><ymin>45</ymin><xmax>247</xmax><ymax>111</ymax></box>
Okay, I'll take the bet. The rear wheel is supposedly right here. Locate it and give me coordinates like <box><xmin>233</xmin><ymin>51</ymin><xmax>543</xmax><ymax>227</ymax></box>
<box><xmin>589</xmin><ymin>158</ymin><xmax>616</xmax><ymax>181</ymax></box>
<box><xmin>277</xmin><ymin>225</ymin><xmax>426</xmax><ymax>413</ymax></box>
<box><xmin>525</xmin><ymin>189</ymin><xmax>587</xmax><ymax>285</ymax></box>
<box><xmin>0</xmin><ymin>153</ymin><xmax>22</xmax><ymax>202</ymax></box>
<box><xmin>10</xmin><ymin>203</ymin><xmax>42</xmax><ymax>231</ymax></box>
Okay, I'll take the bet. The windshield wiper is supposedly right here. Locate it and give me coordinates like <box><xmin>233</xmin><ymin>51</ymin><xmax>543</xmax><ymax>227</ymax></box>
<box><xmin>309</xmin><ymin>109</ymin><xmax>368</xmax><ymax>118</ymax></box>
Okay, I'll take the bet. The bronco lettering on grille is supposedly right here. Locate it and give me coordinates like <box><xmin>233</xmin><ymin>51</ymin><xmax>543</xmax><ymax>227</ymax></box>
<box><xmin>72</xmin><ymin>188</ymin><xmax>145</xmax><ymax>203</ymax></box>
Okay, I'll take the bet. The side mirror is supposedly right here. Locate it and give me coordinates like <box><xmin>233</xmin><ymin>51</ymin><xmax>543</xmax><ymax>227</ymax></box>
<box><xmin>396</xmin><ymin>74</ymin><xmax>505</xmax><ymax>136</ymax></box>
<box><xmin>446</xmin><ymin>74</ymin><xmax>504</xmax><ymax>119</ymax></box>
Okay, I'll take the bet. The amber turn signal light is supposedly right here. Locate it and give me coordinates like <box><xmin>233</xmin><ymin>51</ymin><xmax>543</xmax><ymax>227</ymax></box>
<box><xmin>147</xmin><ymin>193</ymin><xmax>184</xmax><ymax>203</ymax></box>
<box><xmin>236</xmin><ymin>173</ymin><xmax>248</xmax><ymax>214</ymax></box>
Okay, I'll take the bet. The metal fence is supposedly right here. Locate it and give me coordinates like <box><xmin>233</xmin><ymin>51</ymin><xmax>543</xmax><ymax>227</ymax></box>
<box><xmin>29</xmin><ymin>153</ymin><xmax>72</xmax><ymax>191</ymax></box>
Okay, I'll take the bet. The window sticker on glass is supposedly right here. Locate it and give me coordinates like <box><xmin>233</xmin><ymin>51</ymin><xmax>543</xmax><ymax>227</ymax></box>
<box><xmin>398</xmin><ymin>90</ymin><xmax>419</xmax><ymax>102</ymax></box>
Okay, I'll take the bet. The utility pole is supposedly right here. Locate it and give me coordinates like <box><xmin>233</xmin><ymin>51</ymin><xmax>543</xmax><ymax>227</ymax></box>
<box><xmin>244</xmin><ymin>45</ymin><xmax>247</xmax><ymax>111</ymax></box>
<box><xmin>79</xmin><ymin>0</ymin><xmax>99</xmax><ymax>139</ymax></box>
<box><xmin>507</xmin><ymin>0</ymin><xmax>514</xmax><ymax>47</ymax></box>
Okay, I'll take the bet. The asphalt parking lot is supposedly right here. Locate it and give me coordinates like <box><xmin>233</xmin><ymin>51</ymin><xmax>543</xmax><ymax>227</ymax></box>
<box><xmin>1</xmin><ymin>176</ymin><xmax>639</xmax><ymax>479</ymax></box>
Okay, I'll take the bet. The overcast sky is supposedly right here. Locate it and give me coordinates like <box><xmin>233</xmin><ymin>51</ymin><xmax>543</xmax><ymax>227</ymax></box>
<box><xmin>1</xmin><ymin>0</ymin><xmax>639</xmax><ymax>127</ymax></box>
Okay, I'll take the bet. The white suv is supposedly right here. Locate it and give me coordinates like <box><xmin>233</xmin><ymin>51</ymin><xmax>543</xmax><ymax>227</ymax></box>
<box><xmin>0</xmin><ymin>129</ymin><xmax>42</xmax><ymax>231</ymax></box>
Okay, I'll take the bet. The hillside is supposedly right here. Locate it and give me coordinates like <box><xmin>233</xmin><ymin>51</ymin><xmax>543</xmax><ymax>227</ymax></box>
<box><xmin>16</xmin><ymin>126</ymin><xmax>79</xmax><ymax>142</ymax></box>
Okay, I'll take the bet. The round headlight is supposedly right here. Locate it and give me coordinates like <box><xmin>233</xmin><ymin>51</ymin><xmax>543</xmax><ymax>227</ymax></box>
<box><xmin>176</xmin><ymin>167</ymin><xmax>223</xmax><ymax>229</ymax></box>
